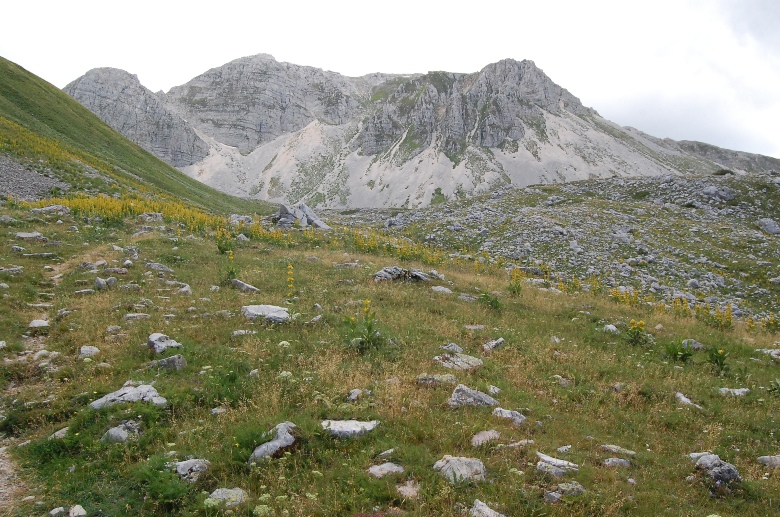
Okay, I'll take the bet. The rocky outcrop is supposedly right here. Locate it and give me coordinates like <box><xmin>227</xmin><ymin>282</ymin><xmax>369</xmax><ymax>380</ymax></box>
<box><xmin>64</xmin><ymin>68</ymin><xmax>209</xmax><ymax>167</ymax></box>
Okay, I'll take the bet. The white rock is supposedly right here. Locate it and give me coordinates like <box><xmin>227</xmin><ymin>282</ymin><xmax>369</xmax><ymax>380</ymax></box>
<box><xmin>718</xmin><ymin>387</ymin><xmax>750</xmax><ymax>397</ymax></box>
<box><xmin>604</xmin><ymin>457</ymin><xmax>631</xmax><ymax>467</ymax></box>
<box><xmin>471</xmin><ymin>430</ymin><xmax>500</xmax><ymax>447</ymax></box>
<box><xmin>171</xmin><ymin>458</ymin><xmax>210</xmax><ymax>483</ymax></box>
<box><xmin>433</xmin><ymin>455</ymin><xmax>486</xmax><ymax>483</ymax></box>
<box><xmin>321</xmin><ymin>419</ymin><xmax>379</xmax><ymax>438</ymax></box>
<box><xmin>757</xmin><ymin>455</ymin><xmax>780</xmax><ymax>468</ymax></box>
<box><xmin>536</xmin><ymin>452</ymin><xmax>579</xmax><ymax>471</ymax></box>
<box><xmin>207</xmin><ymin>487</ymin><xmax>248</xmax><ymax>507</ymax></box>
<box><xmin>431</xmin><ymin>285</ymin><xmax>453</xmax><ymax>294</ymax></box>
<box><xmin>470</xmin><ymin>499</ymin><xmax>506</xmax><ymax>517</ymax></box>
<box><xmin>434</xmin><ymin>353</ymin><xmax>483</xmax><ymax>370</ymax></box>
<box><xmin>675</xmin><ymin>392</ymin><xmax>702</xmax><ymax>409</ymax></box>
<box><xmin>368</xmin><ymin>462</ymin><xmax>404</xmax><ymax>478</ymax></box>
<box><xmin>78</xmin><ymin>346</ymin><xmax>100</xmax><ymax>359</ymax></box>
<box><xmin>601</xmin><ymin>444</ymin><xmax>636</xmax><ymax>456</ymax></box>
<box><xmin>396</xmin><ymin>480</ymin><xmax>420</xmax><ymax>499</ymax></box>
<box><xmin>492</xmin><ymin>407</ymin><xmax>526</xmax><ymax>426</ymax></box>
<box><xmin>69</xmin><ymin>505</ymin><xmax>87</xmax><ymax>517</ymax></box>
<box><xmin>89</xmin><ymin>383</ymin><xmax>167</xmax><ymax>410</ymax></box>
<box><xmin>241</xmin><ymin>304</ymin><xmax>290</xmax><ymax>323</ymax></box>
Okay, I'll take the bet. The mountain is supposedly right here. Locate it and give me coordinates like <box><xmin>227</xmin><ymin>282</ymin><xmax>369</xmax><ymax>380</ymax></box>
<box><xmin>0</xmin><ymin>56</ymin><xmax>271</xmax><ymax>214</ymax></box>
<box><xmin>65</xmin><ymin>55</ymin><xmax>780</xmax><ymax>208</ymax></box>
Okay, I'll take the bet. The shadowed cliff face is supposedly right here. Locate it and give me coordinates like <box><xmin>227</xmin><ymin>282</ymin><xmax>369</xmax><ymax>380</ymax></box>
<box><xmin>64</xmin><ymin>55</ymin><xmax>780</xmax><ymax>208</ymax></box>
<box><xmin>64</xmin><ymin>68</ymin><xmax>210</xmax><ymax>167</ymax></box>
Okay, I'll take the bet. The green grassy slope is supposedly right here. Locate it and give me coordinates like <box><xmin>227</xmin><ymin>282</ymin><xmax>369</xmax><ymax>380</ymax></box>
<box><xmin>0</xmin><ymin>56</ymin><xmax>273</xmax><ymax>215</ymax></box>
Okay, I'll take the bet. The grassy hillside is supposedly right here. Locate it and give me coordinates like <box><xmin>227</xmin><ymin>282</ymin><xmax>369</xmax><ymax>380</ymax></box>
<box><xmin>0</xmin><ymin>56</ymin><xmax>273</xmax><ymax>216</ymax></box>
<box><xmin>0</xmin><ymin>198</ymin><xmax>778</xmax><ymax>516</ymax></box>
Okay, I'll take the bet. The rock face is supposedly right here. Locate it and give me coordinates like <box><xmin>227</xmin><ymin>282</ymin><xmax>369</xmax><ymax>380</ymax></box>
<box><xmin>64</xmin><ymin>68</ymin><xmax>209</xmax><ymax>167</ymax></box>
<box><xmin>65</xmin><ymin>55</ymin><xmax>780</xmax><ymax>208</ymax></box>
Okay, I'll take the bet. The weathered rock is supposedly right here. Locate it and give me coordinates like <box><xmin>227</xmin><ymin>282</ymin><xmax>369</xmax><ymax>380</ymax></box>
<box><xmin>558</xmin><ymin>481</ymin><xmax>586</xmax><ymax>496</ymax></box>
<box><xmin>368</xmin><ymin>462</ymin><xmax>404</xmax><ymax>478</ymax></box>
<box><xmin>89</xmin><ymin>382</ymin><xmax>167</xmax><ymax>409</ymax></box>
<box><xmin>138</xmin><ymin>212</ymin><xmax>163</xmax><ymax>222</ymax></box>
<box><xmin>396</xmin><ymin>480</ymin><xmax>420</xmax><ymax>499</ymax></box>
<box><xmin>471</xmin><ymin>429</ymin><xmax>500</xmax><ymax>447</ymax></box>
<box><xmin>15</xmin><ymin>231</ymin><xmax>43</xmax><ymax>240</ymax></box>
<box><xmin>146</xmin><ymin>262</ymin><xmax>174</xmax><ymax>273</ymax></box>
<box><xmin>601</xmin><ymin>444</ymin><xmax>636</xmax><ymax>456</ymax></box>
<box><xmin>536</xmin><ymin>452</ymin><xmax>579</xmax><ymax>477</ymax></box>
<box><xmin>321</xmin><ymin>419</ymin><xmax>379</xmax><ymax>438</ymax></box>
<box><xmin>416</xmin><ymin>373</ymin><xmax>458</xmax><ymax>386</ymax></box>
<box><xmin>675</xmin><ymin>392</ymin><xmax>702</xmax><ymax>409</ymax></box>
<box><xmin>757</xmin><ymin>218</ymin><xmax>780</xmax><ymax>235</ymax></box>
<box><xmin>682</xmin><ymin>338</ymin><xmax>704</xmax><ymax>351</ymax></box>
<box><xmin>170</xmin><ymin>458</ymin><xmax>210</xmax><ymax>483</ymax></box>
<box><xmin>101</xmin><ymin>420</ymin><xmax>141</xmax><ymax>443</ymax></box>
<box><xmin>757</xmin><ymin>455</ymin><xmax>780</xmax><ymax>468</ymax></box>
<box><xmin>718</xmin><ymin>387</ymin><xmax>750</xmax><ymax>397</ymax></box>
<box><xmin>482</xmin><ymin>338</ymin><xmax>505</xmax><ymax>351</ymax></box>
<box><xmin>434</xmin><ymin>353</ymin><xmax>483</xmax><ymax>370</ymax></box>
<box><xmin>492</xmin><ymin>407</ymin><xmax>526</xmax><ymax>426</ymax></box>
<box><xmin>78</xmin><ymin>346</ymin><xmax>100</xmax><ymax>359</ymax></box>
<box><xmin>544</xmin><ymin>491</ymin><xmax>563</xmax><ymax>503</ymax></box>
<box><xmin>470</xmin><ymin>499</ymin><xmax>505</xmax><ymax>517</ymax></box>
<box><xmin>448</xmin><ymin>384</ymin><xmax>499</xmax><ymax>407</ymax></box>
<box><xmin>149</xmin><ymin>354</ymin><xmax>187</xmax><ymax>371</ymax></box>
<box><xmin>232</xmin><ymin>279</ymin><xmax>260</xmax><ymax>293</ymax></box>
<box><xmin>207</xmin><ymin>487</ymin><xmax>248</xmax><ymax>507</ymax></box>
<box><xmin>604</xmin><ymin>458</ymin><xmax>631</xmax><ymax>468</ymax></box>
<box><xmin>48</xmin><ymin>427</ymin><xmax>69</xmax><ymax>440</ymax></box>
<box><xmin>68</xmin><ymin>505</ymin><xmax>87</xmax><ymax>517</ymax></box>
<box><xmin>374</xmin><ymin>266</ymin><xmax>430</xmax><ymax>282</ymax></box>
<box><xmin>241</xmin><ymin>304</ymin><xmax>290</xmax><ymax>323</ymax></box>
<box><xmin>693</xmin><ymin>453</ymin><xmax>742</xmax><ymax>484</ymax></box>
<box><xmin>147</xmin><ymin>333</ymin><xmax>183</xmax><ymax>353</ymax></box>
<box><xmin>123</xmin><ymin>313</ymin><xmax>150</xmax><ymax>321</ymax></box>
<box><xmin>537</xmin><ymin>462</ymin><xmax>569</xmax><ymax>478</ymax></box>
<box><xmin>29</xmin><ymin>319</ymin><xmax>49</xmax><ymax>330</ymax></box>
<box><xmin>249</xmin><ymin>422</ymin><xmax>298</xmax><ymax>462</ymax></box>
<box><xmin>433</xmin><ymin>455</ymin><xmax>486</xmax><ymax>483</ymax></box>
<box><xmin>431</xmin><ymin>285</ymin><xmax>453</xmax><ymax>294</ymax></box>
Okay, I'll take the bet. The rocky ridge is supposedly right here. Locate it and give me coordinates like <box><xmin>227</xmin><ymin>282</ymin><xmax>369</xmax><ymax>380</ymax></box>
<box><xmin>64</xmin><ymin>55</ymin><xmax>780</xmax><ymax>208</ymax></box>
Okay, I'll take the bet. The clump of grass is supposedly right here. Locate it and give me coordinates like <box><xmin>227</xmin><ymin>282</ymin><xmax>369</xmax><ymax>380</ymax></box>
<box><xmin>478</xmin><ymin>292</ymin><xmax>501</xmax><ymax>311</ymax></box>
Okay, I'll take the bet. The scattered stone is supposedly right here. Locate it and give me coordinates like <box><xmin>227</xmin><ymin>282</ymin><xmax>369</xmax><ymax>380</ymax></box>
<box><xmin>459</xmin><ymin>293</ymin><xmax>477</xmax><ymax>302</ymax></box>
<box><xmin>89</xmin><ymin>382</ymin><xmax>167</xmax><ymax>409</ymax></box>
<box><xmin>604</xmin><ymin>324</ymin><xmax>619</xmax><ymax>333</ymax></box>
<box><xmin>416</xmin><ymin>373</ymin><xmax>458</xmax><ymax>386</ymax></box>
<box><xmin>147</xmin><ymin>333</ymin><xmax>183</xmax><ymax>353</ymax></box>
<box><xmin>604</xmin><ymin>458</ymin><xmax>631</xmax><ymax>468</ymax></box>
<box><xmin>29</xmin><ymin>319</ymin><xmax>49</xmax><ymax>330</ymax></box>
<box><xmin>718</xmin><ymin>387</ymin><xmax>750</xmax><ymax>396</ymax></box>
<box><xmin>675</xmin><ymin>392</ymin><xmax>703</xmax><ymax>409</ymax></box>
<box><xmin>488</xmin><ymin>385</ymin><xmax>501</xmax><ymax>395</ymax></box>
<box><xmin>470</xmin><ymin>499</ymin><xmax>505</xmax><ymax>517</ymax></box>
<box><xmin>170</xmin><ymin>458</ymin><xmax>210</xmax><ymax>483</ymax></box>
<box><xmin>441</xmin><ymin>342</ymin><xmax>463</xmax><ymax>353</ymax></box>
<box><xmin>101</xmin><ymin>420</ymin><xmax>141</xmax><ymax>443</ymax></box>
<box><xmin>249</xmin><ymin>422</ymin><xmax>298</xmax><ymax>463</ymax></box>
<box><xmin>146</xmin><ymin>262</ymin><xmax>174</xmax><ymax>273</ymax></box>
<box><xmin>756</xmin><ymin>349</ymin><xmax>780</xmax><ymax>360</ymax></box>
<box><xmin>431</xmin><ymin>285</ymin><xmax>453</xmax><ymax>294</ymax></box>
<box><xmin>601</xmin><ymin>444</ymin><xmax>636</xmax><ymax>456</ymax></box>
<box><xmin>482</xmin><ymin>338</ymin><xmax>505</xmax><ymax>351</ymax></box>
<box><xmin>757</xmin><ymin>218</ymin><xmax>780</xmax><ymax>235</ymax></box>
<box><xmin>757</xmin><ymin>455</ymin><xmax>780</xmax><ymax>468</ymax></box>
<box><xmin>544</xmin><ymin>491</ymin><xmax>563</xmax><ymax>503</ymax></box>
<box><xmin>557</xmin><ymin>445</ymin><xmax>572</xmax><ymax>453</ymax></box>
<box><xmin>15</xmin><ymin>231</ymin><xmax>43</xmax><ymax>240</ymax></box>
<box><xmin>148</xmin><ymin>354</ymin><xmax>187</xmax><ymax>371</ymax></box>
<box><xmin>74</xmin><ymin>289</ymin><xmax>95</xmax><ymax>295</ymax></box>
<box><xmin>207</xmin><ymin>488</ymin><xmax>248</xmax><ymax>508</ymax></box>
<box><xmin>48</xmin><ymin>427</ymin><xmax>69</xmax><ymax>440</ymax></box>
<box><xmin>693</xmin><ymin>453</ymin><xmax>742</xmax><ymax>484</ymax></box>
<box><xmin>373</xmin><ymin>266</ymin><xmax>430</xmax><ymax>282</ymax></box>
<box><xmin>94</xmin><ymin>277</ymin><xmax>108</xmax><ymax>290</ymax></box>
<box><xmin>232</xmin><ymin>279</ymin><xmax>260</xmax><ymax>293</ymax></box>
<box><xmin>433</xmin><ymin>455</ymin><xmax>486</xmax><ymax>483</ymax></box>
<box><xmin>50</xmin><ymin>508</ymin><xmax>66</xmax><ymax>516</ymax></box>
<box><xmin>232</xmin><ymin>330</ymin><xmax>257</xmax><ymax>337</ymax></box>
<box><xmin>558</xmin><ymin>481</ymin><xmax>586</xmax><ymax>496</ymax></box>
<box><xmin>368</xmin><ymin>462</ymin><xmax>405</xmax><ymax>478</ymax></box>
<box><xmin>78</xmin><ymin>346</ymin><xmax>100</xmax><ymax>359</ymax></box>
<box><xmin>124</xmin><ymin>313</ymin><xmax>150</xmax><ymax>321</ymax></box>
<box><xmin>69</xmin><ymin>505</ymin><xmax>87</xmax><ymax>517</ymax></box>
<box><xmin>471</xmin><ymin>430</ymin><xmax>500</xmax><ymax>447</ymax></box>
<box><xmin>536</xmin><ymin>452</ymin><xmax>579</xmax><ymax>476</ymax></box>
<box><xmin>396</xmin><ymin>480</ymin><xmax>420</xmax><ymax>499</ymax></box>
<box><xmin>321</xmin><ymin>420</ymin><xmax>379</xmax><ymax>438</ymax></box>
<box><xmin>229</xmin><ymin>214</ymin><xmax>253</xmax><ymax>226</ymax></box>
<box><xmin>682</xmin><ymin>339</ymin><xmax>704</xmax><ymax>351</ymax></box>
<box><xmin>448</xmin><ymin>384</ymin><xmax>499</xmax><ymax>407</ymax></box>
<box><xmin>241</xmin><ymin>305</ymin><xmax>290</xmax><ymax>323</ymax></box>
<box><xmin>492</xmin><ymin>407</ymin><xmax>526</xmax><ymax>426</ymax></box>
<box><xmin>434</xmin><ymin>353</ymin><xmax>483</xmax><ymax>370</ymax></box>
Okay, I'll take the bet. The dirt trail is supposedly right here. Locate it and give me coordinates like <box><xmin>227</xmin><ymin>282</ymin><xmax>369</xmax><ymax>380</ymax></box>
<box><xmin>0</xmin><ymin>445</ymin><xmax>25</xmax><ymax>513</ymax></box>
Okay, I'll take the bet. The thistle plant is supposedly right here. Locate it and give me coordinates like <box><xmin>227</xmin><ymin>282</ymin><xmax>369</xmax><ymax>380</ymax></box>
<box><xmin>347</xmin><ymin>299</ymin><xmax>384</xmax><ymax>353</ymax></box>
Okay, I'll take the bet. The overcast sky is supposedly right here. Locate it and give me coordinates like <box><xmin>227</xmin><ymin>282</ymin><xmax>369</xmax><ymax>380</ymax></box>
<box><xmin>3</xmin><ymin>0</ymin><xmax>779</xmax><ymax>158</ymax></box>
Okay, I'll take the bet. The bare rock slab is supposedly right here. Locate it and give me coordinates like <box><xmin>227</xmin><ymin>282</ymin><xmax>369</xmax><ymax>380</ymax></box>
<box><xmin>89</xmin><ymin>382</ymin><xmax>167</xmax><ymax>409</ymax></box>
<box><xmin>434</xmin><ymin>455</ymin><xmax>486</xmax><ymax>483</ymax></box>
<box><xmin>101</xmin><ymin>420</ymin><xmax>141</xmax><ymax>443</ymax></box>
<box><xmin>492</xmin><ymin>407</ymin><xmax>526</xmax><ymax>426</ymax></box>
<box><xmin>248</xmin><ymin>422</ymin><xmax>298</xmax><ymax>462</ymax></box>
<box><xmin>232</xmin><ymin>279</ymin><xmax>260</xmax><ymax>293</ymax></box>
<box><xmin>758</xmin><ymin>455</ymin><xmax>780</xmax><ymax>468</ymax></box>
<box><xmin>434</xmin><ymin>353</ymin><xmax>483</xmax><ymax>370</ymax></box>
<box><xmin>241</xmin><ymin>304</ymin><xmax>290</xmax><ymax>323</ymax></box>
<box><xmin>147</xmin><ymin>333</ymin><xmax>182</xmax><ymax>353</ymax></box>
<box><xmin>471</xmin><ymin>429</ymin><xmax>500</xmax><ymax>447</ymax></box>
<box><xmin>321</xmin><ymin>419</ymin><xmax>379</xmax><ymax>438</ymax></box>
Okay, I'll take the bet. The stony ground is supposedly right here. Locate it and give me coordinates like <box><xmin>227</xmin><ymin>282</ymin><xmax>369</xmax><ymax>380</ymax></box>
<box><xmin>0</xmin><ymin>156</ymin><xmax>69</xmax><ymax>201</ymax></box>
